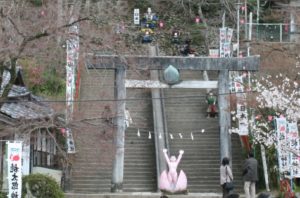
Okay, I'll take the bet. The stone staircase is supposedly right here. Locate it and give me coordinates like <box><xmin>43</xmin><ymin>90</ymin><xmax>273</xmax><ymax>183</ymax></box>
<box><xmin>162</xmin><ymin>70</ymin><xmax>244</xmax><ymax>193</ymax></box>
<box><xmin>123</xmin><ymin>126</ymin><xmax>157</xmax><ymax>192</ymax></box>
<box><xmin>231</xmin><ymin>133</ymin><xmax>245</xmax><ymax>194</ymax></box>
<box><xmin>68</xmin><ymin>67</ymin><xmax>245</xmax><ymax>195</ymax></box>
<box><xmin>69</xmin><ymin>69</ymin><xmax>115</xmax><ymax>193</ymax></box>
<box><xmin>163</xmin><ymin>70</ymin><xmax>220</xmax><ymax>193</ymax></box>
<box><xmin>123</xmin><ymin>73</ymin><xmax>157</xmax><ymax>192</ymax></box>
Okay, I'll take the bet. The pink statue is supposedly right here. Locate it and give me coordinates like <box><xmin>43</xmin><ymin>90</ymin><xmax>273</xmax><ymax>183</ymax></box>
<box><xmin>159</xmin><ymin>149</ymin><xmax>187</xmax><ymax>194</ymax></box>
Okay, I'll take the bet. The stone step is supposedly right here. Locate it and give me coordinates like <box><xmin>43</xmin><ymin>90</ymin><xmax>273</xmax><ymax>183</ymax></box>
<box><xmin>125</xmin><ymin>141</ymin><xmax>156</xmax><ymax>146</ymax></box>
<box><xmin>72</xmin><ymin>180</ymin><xmax>112</xmax><ymax>186</ymax></box>
<box><xmin>71</xmin><ymin>168</ymin><xmax>112</xmax><ymax>174</ymax></box>
<box><xmin>65</xmin><ymin>193</ymin><xmax>227</xmax><ymax>198</ymax></box>
<box><xmin>68</xmin><ymin>188</ymin><xmax>111</xmax><ymax>194</ymax></box>
<box><xmin>72</xmin><ymin>161</ymin><xmax>113</xmax><ymax>166</ymax></box>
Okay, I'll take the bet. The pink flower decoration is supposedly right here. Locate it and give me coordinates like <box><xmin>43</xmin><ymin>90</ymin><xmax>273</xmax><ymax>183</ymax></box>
<box><xmin>268</xmin><ymin>115</ymin><xmax>273</xmax><ymax>121</ymax></box>
<box><xmin>60</xmin><ymin>128</ymin><xmax>66</xmax><ymax>135</ymax></box>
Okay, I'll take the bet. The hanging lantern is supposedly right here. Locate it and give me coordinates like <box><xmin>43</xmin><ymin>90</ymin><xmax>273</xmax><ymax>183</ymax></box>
<box><xmin>241</xmin><ymin>6</ymin><xmax>246</xmax><ymax>12</ymax></box>
<box><xmin>159</xmin><ymin>20</ymin><xmax>164</xmax><ymax>28</ymax></box>
<box><xmin>163</xmin><ymin>65</ymin><xmax>180</xmax><ymax>85</ymax></box>
<box><xmin>239</xmin><ymin>51</ymin><xmax>243</xmax><ymax>58</ymax></box>
<box><xmin>268</xmin><ymin>115</ymin><xmax>273</xmax><ymax>121</ymax></box>
<box><xmin>195</xmin><ymin>16</ymin><xmax>200</xmax><ymax>24</ymax></box>
<box><xmin>255</xmin><ymin>115</ymin><xmax>262</xmax><ymax>120</ymax></box>
<box><xmin>60</xmin><ymin>128</ymin><xmax>66</xmax><ymax>136</ymax></box>
<box><xmin>284</xmin><ymin>23</ymin><xmax>289</xmax><ymax>33</ymax></box>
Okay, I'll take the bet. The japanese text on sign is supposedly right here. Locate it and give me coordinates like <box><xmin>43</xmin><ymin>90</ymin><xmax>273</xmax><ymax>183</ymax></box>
<box><xmin>7</xmin><ymin>142</ymin><xmax>22</xmax><ymax>198</ymax></box>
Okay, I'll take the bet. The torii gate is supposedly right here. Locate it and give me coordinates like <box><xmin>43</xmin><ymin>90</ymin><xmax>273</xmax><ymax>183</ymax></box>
<box><xmin>86</xmin><ymin>52</ymin><xmax>260</xmax><ymax>192</ymax></box>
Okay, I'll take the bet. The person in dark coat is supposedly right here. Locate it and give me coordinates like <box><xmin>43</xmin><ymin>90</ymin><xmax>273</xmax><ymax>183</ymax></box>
<box><xmin>226</xmin><ymin>194</ymin><xmax>240</xmax><ymax>198</ymax></box>
<box><xmin>257</xmin><ymin>192</ymin><xmax>271</xmax><ymax>198</ymax></box>
<box><xmin>242</xmin><ymin>150</ymin><xmax>258</xmax><ymax>198</ymax></box>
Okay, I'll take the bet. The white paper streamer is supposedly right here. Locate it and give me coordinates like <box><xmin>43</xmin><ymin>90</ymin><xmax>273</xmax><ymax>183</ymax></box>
<box><xmin>137</xmin><ymin>129</ymin><xmax>140</xmax><ymax>137</ymax></box>
<box><xmin>179</xmin><ymin>133</ymin><xmax>183</xmax><ymax>139</ymax></box>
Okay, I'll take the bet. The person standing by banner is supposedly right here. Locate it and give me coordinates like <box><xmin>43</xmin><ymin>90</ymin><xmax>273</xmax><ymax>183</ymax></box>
<box><xmin>242</xmin><ymin>150</ymin><xmax>258</xmax><ymax>198</ymax></box>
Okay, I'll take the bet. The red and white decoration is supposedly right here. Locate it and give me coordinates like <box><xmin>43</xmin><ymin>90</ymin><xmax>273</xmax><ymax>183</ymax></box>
<box><xmin>219</xmin><ymin>27</ymin><xmax>233</xmax><ymax>58</ymax></box>
<box><xmin>276</xmin><ymin>118</ymin><xmax>300</xmax><ymax>177</ymax></box>
<box><xmin>66</xmin><ymin>21</ymin><xmax>79</xmax><ymax>123</ymax></box>
<box><xmin>7</xmin><ymin>141</ymin><xmax>22</xmax><ymax>198</ymax></box>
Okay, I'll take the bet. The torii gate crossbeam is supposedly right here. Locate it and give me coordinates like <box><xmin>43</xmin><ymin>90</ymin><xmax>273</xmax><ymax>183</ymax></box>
<box><xmin>86</xmin><ymin>54</ymin><xmax>260</xmax><ymax>71</ymax></box>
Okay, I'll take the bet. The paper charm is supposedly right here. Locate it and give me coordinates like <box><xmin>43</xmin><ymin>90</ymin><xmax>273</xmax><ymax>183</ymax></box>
<box><xmin>191</xmin><ymin>132</ymin><xmax>194</xmax><ymax>140</ymax></box>
<box><xmin>170</xmin><ymin>133</ymin><xmax>174</xmax><ymax>139</ymax></box>
<box><xmin>137</xmin><ymin>129</ymin><xmax>140</xmax><ymax>137</ymax></box>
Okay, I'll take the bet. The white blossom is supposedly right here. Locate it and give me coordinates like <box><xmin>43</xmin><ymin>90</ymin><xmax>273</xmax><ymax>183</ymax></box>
<box><xmin>252</xmin><ymin>64</ymin><xmax>300</xmax><ymax>148</ymax></box>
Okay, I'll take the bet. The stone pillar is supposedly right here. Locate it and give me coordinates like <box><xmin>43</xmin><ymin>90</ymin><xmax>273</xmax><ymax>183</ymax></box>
<box><xmin>218</xmin><ymin>70</ymin><xmax>231</xmax><ymax>161</ymax></box>
<box><xmin>149</xmin><ymin>46</ymin><xmax>167</xmax><ymax>191</ymax></box>
<box><xmin>111</xmin><ymin>66</ymin><xmax>126</xmax><ymax>192</ymax></box>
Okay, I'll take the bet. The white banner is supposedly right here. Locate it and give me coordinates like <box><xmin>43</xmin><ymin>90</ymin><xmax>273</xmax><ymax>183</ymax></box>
<box><xmin>236</xmin><ymin>101</ymin><xmax>249</xmax><ymax>135</ymax></box>
<box><xmin>276</xmin><ymin>118</ymin><xmax>289</xmax><ymax>173</ymax></box>
<box><xmin>226</xmin><ymin>28</ymin><xmax>233</xmax><ymax>42</ymax></box>
<box><xmin>21</xmin><ymin>136</ymin><xmax>30</xmax><ymax>176</ymax></box>
<box><xmin>66</xmin><ymin>22</ymin><xmax>79</xmax><ymax>123</ymax></box>
<box><xmin>219</xmin><ymin>27</ymin><xmax>233</xmax><ymax>58</ymax></box>
<box><xmin>209</xmin><ymin>49</ymin><xmax>219</xmax><ymax>58</ymax></box>
<box><xmin>233</xmin><ymin>76</ymin><xmax>244</xmax><ymax>93</ymax></box>
<box><xmin>134</xmin><ymin>9</ymin><xmax>140</xmax><ymax>25</ymax></box>
<box><xmin>66</xmin><ymin>128</ymin><xmax>76</xmax><ymax>153</ymax></box>
<box><xmin>287</xmin><ymin>123</ymin><xmax>300</xmax><ymax>177</ymax></box>
<box><xmin>7</xmin><ymin>142</ymin><xmax>22</xmax><ymax>198</ymax></box>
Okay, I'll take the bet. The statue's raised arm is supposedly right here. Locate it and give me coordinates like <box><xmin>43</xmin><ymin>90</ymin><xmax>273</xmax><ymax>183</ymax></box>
<box><xmin>176</xmin><ymin>150</ymin><xmax>184</xmax><ymax>164</ymax></box>
<box><xmin>163</xmin><ymin>149</ymin><xmax>170</xmax><ymax>165</ymax></box>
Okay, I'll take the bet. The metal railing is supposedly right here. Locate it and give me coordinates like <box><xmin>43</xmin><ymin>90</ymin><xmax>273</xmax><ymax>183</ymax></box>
<box><xmin>246</xmin><ymin>23</ymin><xmax>300</xmax><ymax>43</ymax></box>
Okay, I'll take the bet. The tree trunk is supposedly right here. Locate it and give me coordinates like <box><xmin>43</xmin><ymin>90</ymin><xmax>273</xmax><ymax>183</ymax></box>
<box><xmin>84</xmin><ymin>0</ymin><xmax>90</xmax><ymax>14</ymax></box>
<box><xmin>198</xmin><ymin>2</ymin><xmax>210</xmax><ymax>55</ymax></box>
<box><xmin>0</xmin><ymin>58</ymin><xmax>17</xmax><ymax>107</ymax></box>
<box><xmin>57</xmin><ymin>0</ymin><xmax>64</xmax><ymax>44</ymax></box>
